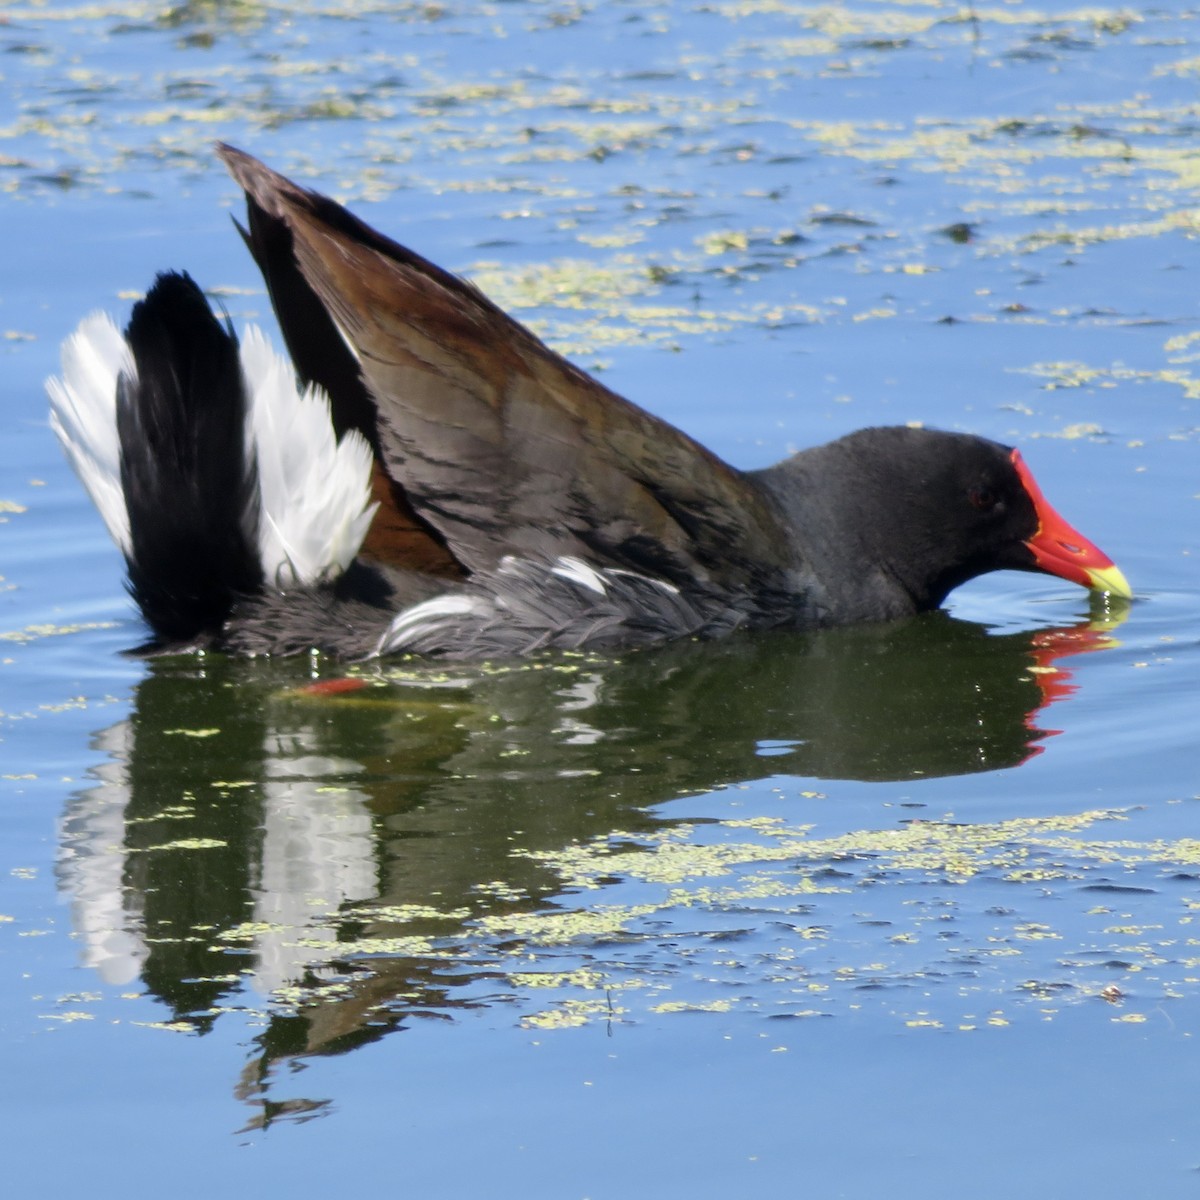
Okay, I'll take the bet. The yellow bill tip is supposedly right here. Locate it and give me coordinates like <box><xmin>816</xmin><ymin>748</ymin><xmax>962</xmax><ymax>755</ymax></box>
<box><xmin>1084</xmin><ymin>563</ymin><xmax>1133</xmax><ymax>601</ymax></box>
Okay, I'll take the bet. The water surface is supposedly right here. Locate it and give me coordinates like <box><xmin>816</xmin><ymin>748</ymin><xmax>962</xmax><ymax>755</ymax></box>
<box><xmin>2</xmin><ymin>2</ymin><xmax>1199</xmax><ymax>1195</ymax></box>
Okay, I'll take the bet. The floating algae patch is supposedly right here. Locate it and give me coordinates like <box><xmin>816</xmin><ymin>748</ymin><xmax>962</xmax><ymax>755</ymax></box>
<box><xmin>437</xmin><ymin>804</ymin><xmax>1200</xmax><ymax>1029</ymax></box>
<box><xmin>1019</xmin><ymin>359</ymin><xmax>1200</xmax><ymax>402</ymax></box>
<box><xmin>508</xmin><ymin>808</ymin><xmax>1137</xmax><ymax>895</ymax></box>
<box><xmin>206</xmin><ymin>802</ymin><xmax>1200</xmax><ymax>1037</ymax></box>
<box><xmin>466</xmin><ymin>248</ymin><xmax>827</xmax><ymax>355</ymax></box>
<box><xmin>0</xmin><ymin>621</ymin><xmax>118</xmax><ymax>645</ymax></box>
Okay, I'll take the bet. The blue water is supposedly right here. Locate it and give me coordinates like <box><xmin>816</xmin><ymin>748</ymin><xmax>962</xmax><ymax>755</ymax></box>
<box><xmin>3</xmin><ymin>1</ymin><xmax>1200</xmax><ymax>1195</ymax></box>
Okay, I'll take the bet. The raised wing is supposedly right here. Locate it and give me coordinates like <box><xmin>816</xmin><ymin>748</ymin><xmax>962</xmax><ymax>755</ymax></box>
<box><xmin>218</xmin><ymin>144</ymin><xmax>791</xmax><ymax>592</ymax></box>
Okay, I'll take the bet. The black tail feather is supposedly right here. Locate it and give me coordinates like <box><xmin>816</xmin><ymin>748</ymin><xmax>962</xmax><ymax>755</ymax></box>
<box><xmin>116</xmin><ymin>271</ymin><xmax>263</xmax><ymax>650</ymax></box>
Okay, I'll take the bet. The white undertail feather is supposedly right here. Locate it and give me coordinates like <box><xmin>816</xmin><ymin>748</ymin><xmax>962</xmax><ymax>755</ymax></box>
<box><xmin>240</xmin><ymin>326</ymin><xmax>378</xmax><ymax>587</ymax></box>
<box><xmin>549</xmin><ymin>556</ymin><xmax>609</xmax><ymax>595</ymax></box>
<box><xmin>46</xmin><ymin>312</ymin><xmax>135</xmax><ymax>557</ymax></box>
<box><xmin>376</xmin><ymin>594</ymin><xmax>491</xmax><ymax>657</ymax></box>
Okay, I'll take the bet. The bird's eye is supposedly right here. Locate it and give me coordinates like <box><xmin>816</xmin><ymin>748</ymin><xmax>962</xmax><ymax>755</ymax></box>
<box><xmin>969</xmin><ymin>486</ymin><xmax>999</xmax><ymax>512</ymax></box>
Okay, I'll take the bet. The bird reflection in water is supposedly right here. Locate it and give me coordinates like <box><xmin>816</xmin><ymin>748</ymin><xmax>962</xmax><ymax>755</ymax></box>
<box><xmin>55</xmin><ymin>607</ymin><xmax>1125</xmax><ymax>1124</ymax></box>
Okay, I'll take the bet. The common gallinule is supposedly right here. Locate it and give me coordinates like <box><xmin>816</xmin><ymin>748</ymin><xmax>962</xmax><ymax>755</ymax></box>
<box><xmin>47</xmin><ymin>145</ymin><xmax>1130</xmax><ymax>660</ymax></box>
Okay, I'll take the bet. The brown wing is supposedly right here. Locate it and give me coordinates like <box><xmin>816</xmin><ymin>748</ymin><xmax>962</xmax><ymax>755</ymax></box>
<box><xmin>218</xmin><ymin>143</ymin><xmax>790</xmax><ymax>590</ymax></box>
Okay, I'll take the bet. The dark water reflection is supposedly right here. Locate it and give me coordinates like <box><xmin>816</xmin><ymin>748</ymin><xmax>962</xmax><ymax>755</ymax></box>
<box><xmin>56</xmin><ymin>612</ymin><xmax>1116</xmax><ymax>1106</ymax></box>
